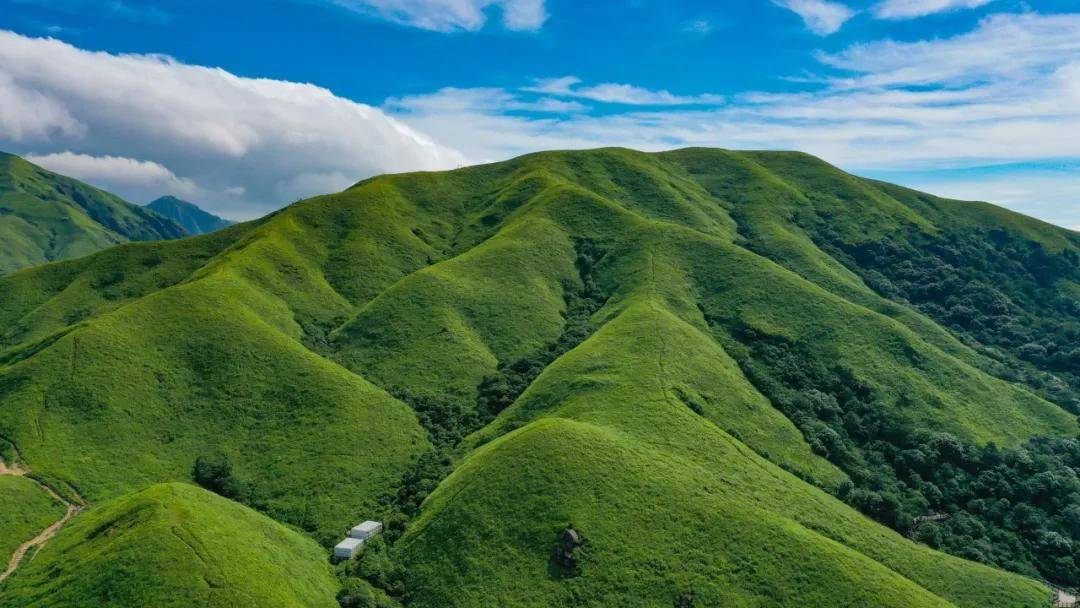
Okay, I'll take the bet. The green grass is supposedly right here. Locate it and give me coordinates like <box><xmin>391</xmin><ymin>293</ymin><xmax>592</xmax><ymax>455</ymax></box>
<box><xmin>405</xmin><ymin>418</ymin><xmax>1049</xmax><ymax>607</ymax></box>
<box><xmin>0</xmin><ymin>147</ymin><xmax>1076</xmax><ymax>605</ymax></box>
<box><xmin>0</xmin><ymin>476</ymin><xmax>66</xmax><ymax>563</ymax></box>
<box><xmin>0</xmin><ymin>152</ymin><xmax>186</xmax><ymax>275</ymax></box>
<box><xmin>0</xmin><ymin>483</ymin><xmax>339</xmax><ymax>607</ymax></box>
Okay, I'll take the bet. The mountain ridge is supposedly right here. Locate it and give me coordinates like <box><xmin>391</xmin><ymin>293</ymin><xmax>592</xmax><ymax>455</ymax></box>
<box><xmin>0</xmin><ymin>147</ymin><xmax>1077</xmax><ymax>607</ymax></box>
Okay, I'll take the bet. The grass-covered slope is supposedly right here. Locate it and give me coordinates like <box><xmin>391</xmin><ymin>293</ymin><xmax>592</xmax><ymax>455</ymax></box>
<box><xmin>0</xmin><ymin>475</ymin><xmax>65</xmax><ymax>565</ymax></box>
<box><xmin>0</xmin><ymin>219</ymin><xmax>430</xmax><ymax>542</ymax></box>
<box><xmin>0</xmin><ymin>483</ymin><xmax>339</xmax><ymax>607</ymax></box>
<box><xmin>146</xmin><ymin>196</ymin><xmax>234</xmax><ymax>235</ymax></box>
<box><xmin>0</xmin><ymin>152</ymin><xmax>186</xmax><ymax>275</ymax></box>
<box><xmin>0</xmin><ymin>147</ymin><xmax>1076</xmax><ymax>605</ymax></box>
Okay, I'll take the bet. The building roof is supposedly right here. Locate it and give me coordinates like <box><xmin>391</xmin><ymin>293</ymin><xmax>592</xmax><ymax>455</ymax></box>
<box><xmin>335</xmin><ymin>538</ymin><xmax>364</xmax><ymax>550</ymax></box>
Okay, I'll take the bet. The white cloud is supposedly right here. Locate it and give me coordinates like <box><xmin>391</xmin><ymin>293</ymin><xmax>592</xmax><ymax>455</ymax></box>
<box><xmin>25</xmin><ymin>152</ymin><xmax>199</xmax><ymax>199</ymax></box>
<box><xmin>819</xmin><ymin>12</ymin><xmax>1080</xmax><ymax>88</ymax></box>
<box><xmin>386</xmin><ymin>13</ymin><xmax>1080</xmax><ymax>228</ymax></box>
<box><xmin>389</xmin><ymin>13</ymin><xmax>1080</xmax><ymax>166</ymax></box>
<box><xmin>330</xmin><ymin>0</ymin><xmax>546</xmax><ymax>32</ymax></box>
<box><xmin>874</xmin><ymin>0</ymin><xmax>993</xmax><ymax>20</ymax></box>
<box><xmin>772</xmin><ymin>0</ymin><xmax>855</xmax><ymax>36</ymax></box>
<box><xmin>526</xmin><ymin>77</ymin><xmax>724</xmax><ymax>106</ymax></box>
<box><xmin>0</xmin><ymin>30</ymin><xmax>466</xmax><ymax>219</ymax></box>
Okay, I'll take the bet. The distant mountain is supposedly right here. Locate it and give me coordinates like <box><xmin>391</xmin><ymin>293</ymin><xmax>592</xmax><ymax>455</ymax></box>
<box><xmin>0</xmin><ymin>152</ymin><xmax>186</xmax><ymax>275</ymax></box>
<box><xmin>145</xmin><ymin>195</ymin><xmax>233</xmax><ymax>235</ymax></box>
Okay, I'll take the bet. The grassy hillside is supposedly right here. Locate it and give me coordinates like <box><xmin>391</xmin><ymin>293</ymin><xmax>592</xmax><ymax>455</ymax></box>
<box><xmin>0</xmin><ymin>475</ymin><xmax>65</xmax><ymax>566</ymax></box>
<box><xmin>0</xmin><ymin>148</ymin><xmax>1076</xmax><ymax>605</ymax></box>
<box><xmin>0</xmin><ymin>483</ymin><xmax>339</xmax><ymax>607</ymax></box>
<box><xmin>146</xmin><ymin>196</ymin><xmax>234</xmax><ymax>235</ymax></box>
<box><xmin>0</xmin><ymin>152</ymin><xmax>186</xmax><ymax>275</ymax></box>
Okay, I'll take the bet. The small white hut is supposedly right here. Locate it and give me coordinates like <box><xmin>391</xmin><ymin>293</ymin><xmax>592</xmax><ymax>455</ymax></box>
<box><xmin>334</xmin><ymin>537</ymin><xmax>364</xmax><ymax>561</ymax></box>
<box><xmin>350</xmin><ymin>520</ymin><xmax>383</xmax><ymax>541</ymax></box>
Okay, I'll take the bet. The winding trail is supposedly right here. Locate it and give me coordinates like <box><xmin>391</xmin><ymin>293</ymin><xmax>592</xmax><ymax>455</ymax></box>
<box><xmin>0</xmin><ymin>452</ymin><xmax>83</xmax><ymax>584</ymax></box>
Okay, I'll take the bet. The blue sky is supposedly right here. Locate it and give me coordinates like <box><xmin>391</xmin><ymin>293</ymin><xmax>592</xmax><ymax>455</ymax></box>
<box><xmin>0</xmin><ymin>0</ymin><xmax>1077</xmax><ymax>228</ymax></box>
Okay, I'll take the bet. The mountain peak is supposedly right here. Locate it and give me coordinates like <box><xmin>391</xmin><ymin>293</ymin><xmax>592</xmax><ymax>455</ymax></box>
<box><xmin>145</xmin><ymin>195</ymin><xmax>233</xmax><ymax>236</ymax></box>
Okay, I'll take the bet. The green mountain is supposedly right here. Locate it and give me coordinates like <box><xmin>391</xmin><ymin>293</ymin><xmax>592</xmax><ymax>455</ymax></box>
<box><xmin>0</xmin><ymin>152</ymin><xmax>187</xmax><ymax>275</ymax></box>
<box><xmin>0</xmin><ymin>483</ymin><xmax>339</xmax><ymax>607</ymax></box>
<box><xmin>146</xmin><ymin>195</ymin><xmax>234</xmax><ymax>235</ymax></box>
<box><xmin>0</xmin><ymin>148</ymin><xmax>1077</xmax><ymax>607</ymax></box>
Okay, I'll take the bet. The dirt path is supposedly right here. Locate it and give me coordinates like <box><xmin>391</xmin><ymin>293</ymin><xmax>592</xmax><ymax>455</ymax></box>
<box><xmin>0</xmin><ymin>458</ymin><xmax>27</xmax><ymax>476</ymax></box>
<box><xmin>0</xmin><ymin>454</ymin><xmax>83</xmax><ymax>584</ymax></box>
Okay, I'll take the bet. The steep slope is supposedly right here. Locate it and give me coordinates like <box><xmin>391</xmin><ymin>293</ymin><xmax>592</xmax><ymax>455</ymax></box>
<box><xmin>0</xmin><ymin>152</ymin><xmax>186</xmax><ymax>275</ymax></box>
<box><xmin>0</xmin><ymin>148</ymin><xmax>1076</xmax><ymax>605</ymax></box>
<box><xmin>0</xmin><ymin>483</ymin><xmax>339</xmax><ymax>607</ymax></box>
<box><xmin>146</xmin><ymin>195</ymin><xmax>234</xmax><ymax>235</ymax></box>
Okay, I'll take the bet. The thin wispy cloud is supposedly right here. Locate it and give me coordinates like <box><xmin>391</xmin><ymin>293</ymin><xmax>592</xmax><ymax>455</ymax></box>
<box><xmin>11</xmin><ymin>0</ymin><xmax>172</xmax><ymax>25</ymax></box>
<box><xmin>772</xmin><ymin>0</ymin><xmax>855</xmax><ymax>36</ymax></box>
<box><xmin>874</xmin><ymin>0</ymin><xmax>994</xmax><ymax>20</ymax></box>
<box><xmin>819</xmin><ymin>12</ymin><xmax>1080</xmax><ymax>87</ymax></box>
<box><xmin>525</xmin><ymin>77</ymin><xmax>724</xmax><ymax>106</ymax></box>
<box><xmin>388</xmin><ymin>86</ymin><xmax>586</xmax><ymax>114</ymax></box>
<box><xmin>329</xmin><ymin>0</ymin><xmax>547</xmax><ymax>32</ymax></box>
<box><xmin>683</xmin><ymin>19</ymin><xmax>715</xmax><ymax>35</ymax></box>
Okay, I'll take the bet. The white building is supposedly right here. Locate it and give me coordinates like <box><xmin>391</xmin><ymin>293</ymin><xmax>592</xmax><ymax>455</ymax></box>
<box><xmin>334</xmin><ymin>537</ymin><xmax>364</xmax><ymax>561</ymax></box>
<box><xmin>350</xmin><ymin>520</ymin><xmax>383</xmax><ymax>541</ymax></box>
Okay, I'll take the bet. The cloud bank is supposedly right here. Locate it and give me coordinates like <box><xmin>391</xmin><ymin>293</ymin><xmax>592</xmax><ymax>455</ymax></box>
<box><xmin>0</xmin><ymin>30</ymin><xmax>466</xmax><ymax>218</ymax></box>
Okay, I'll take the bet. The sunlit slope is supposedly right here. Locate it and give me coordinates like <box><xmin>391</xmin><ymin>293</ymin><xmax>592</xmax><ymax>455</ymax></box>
<box><xmin>336</xmin><ymin>149</ymin><xmax>1074</xmax><ymax>447</ymax></box>
<box><xmin>0</xmin><ymin>483</ymin><xmax>339</xmax><ymax>608</ymax></box>
<box><xmin>0</xmin><ymin>147</ymin><xmax>1076</xmax><ymax>606</ymax></box>
<box><xmin>0</xmin><ymin>220</ymin><xmax>430</xmax><ymax>542</ymax></box>
<box><xmin>405</xmin><ymin>419</ymin><xmax>1049</xmax><ymax>608</ymax></box>
<box><xmin>0</xmin><ymin>152</ymin><xmax>186</xmax><ymax>274</ymax></box>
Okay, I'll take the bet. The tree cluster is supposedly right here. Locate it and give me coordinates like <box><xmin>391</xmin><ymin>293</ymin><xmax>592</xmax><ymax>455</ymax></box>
<box><xmin>735</xmin><ymin>325</ymin><xmax>1080</xmax><ymax>586</ymax></box>
<box><xmin>817</xmin><ymin>226</ymin><xmax>1080</xmax><ymax>412</ymax></box>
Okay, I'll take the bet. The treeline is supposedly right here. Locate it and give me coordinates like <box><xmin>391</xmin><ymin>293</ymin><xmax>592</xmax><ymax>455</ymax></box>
<box><xmin>733</xmin><ymin>324</ymin><xmax>1080</xmax><ymax>586</ymax></box>
<box><xmin>816</xmin><ymin>226</ymin><xmax>1080</xmax><ymax>412</ymax></box>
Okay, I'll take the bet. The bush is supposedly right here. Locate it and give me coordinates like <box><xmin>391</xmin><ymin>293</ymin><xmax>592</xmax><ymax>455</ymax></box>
<box><xmin>192</xmin><ymin>453</ymin><xmax>242</xmax><ymax>499</ymax></box>
<box><xmin>337</xmin><ymin>578</ymin><xmax>399</xmax><ymax>608</ymax></box>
